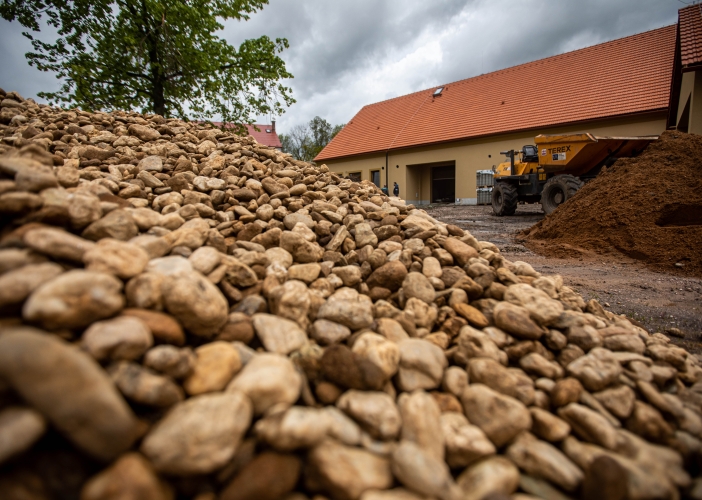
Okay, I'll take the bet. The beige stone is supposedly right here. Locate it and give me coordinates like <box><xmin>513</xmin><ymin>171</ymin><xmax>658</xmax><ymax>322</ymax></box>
<box><xmin>161</xmin><ymin>271</ymin><xmax>228</xmax><ymax>337</ymax></box>
<box><xmin>391</xmin><ymin>440</ymin><xmax>459</xmax><ymax>500</ymax></box>
<box><xmin>396</xmin><ymin>339</ymin><xmax>447</xmax><ymax>392</ymax></box>
<box><xmin>456</xmin><ymin>456</ymin><xmax>520</xmax><ymax>500</ymax></box>
<box><xmin>0</xmin><ymin>328</ymin><xmax>138</xmax><ymax>461</ymax></box>
<box><xmin>0</xmin><ymin>262</ymin><xmax>63</xmax><ymax>308</ymax></box>
<box><xmin>399</xmin><ymin>390</ymin><xmax>444</xmax><ymax>461</ymax></box>
<box><xmin>337</xmin><ymin>390</ymin><xmax>402</xmax><ymax>440</ymax></box>
<box><xmin>23</xmin><ymin>270</ymin><xmax>125</xmax><ymax>330</ymax></box>
<box><xmin>0</xmin><ymin>406</ymin><xmax>46</xmax><ymax>465</ymax></box>
<box><xmin>183</xmin><ymin>341</ymin><xmax>241</xmax><ymax>395</ymax></box>
<box><xmin>441</xmin><ymin>411</ymin><xmax>495</xmax><ymax>468</ymax></box>
<box><xmin>82</xmin><ymin>315</ymin><xmax>153</xmax><ymax>361</ymax></box>
<box><xmin>81</xmin><ymin>452</ymin><xmax>173</xmax><ymax>500</ymax></box>
<box><xmin>506</xmin><ymin>432</ymin><xmax>583</xmax><ymax>492</ymax></box>
<box><xmin>227</xmin><ymin>353</ymin><xmax>301</xmax><ymax>415</ymax></box>
<box><xmin>307</xmin><ymin>440</ymin><xmax>393</xmax><ymax>500</ymax></box>
<box><xmin>252</xmin><ymin>313</ymin><xmax>307</xmax><ymax>354</ymax></box>
<box><xmin>460</xmin><ymin>383</ymin><xmax>532</xmax><ymax>447</ymax></box>
<box><xmin>141</xmin><ymin>391</ymin><xmax>252</xmax><ymax>475</ymax></box>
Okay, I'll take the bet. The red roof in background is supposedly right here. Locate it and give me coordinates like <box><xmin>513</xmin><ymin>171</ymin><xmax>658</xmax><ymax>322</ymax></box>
<box><xmin>679</xmin><ymin>4</ymin><xmax>702</xmax><ymax>68</ymax></box>
<box><xmin>316</xmin><ymin>25</ymin><xmax>676</xmax><ymax>162</ymax></box>
<box><xmin>244</xmin><ymin>124</ymin><xmax>282</xmax><ymax>148</ymax></box>
<box><xmin>210</xmin><ymin>122</ymin><xmax>282</xmax><ymax>148</ymax></box>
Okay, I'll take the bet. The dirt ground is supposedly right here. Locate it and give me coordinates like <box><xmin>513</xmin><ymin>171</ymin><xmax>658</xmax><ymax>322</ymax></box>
<box><xmin>424</xmin><ymin>203</ymin><xmax>702</xmax><ymax>353</ymax></box>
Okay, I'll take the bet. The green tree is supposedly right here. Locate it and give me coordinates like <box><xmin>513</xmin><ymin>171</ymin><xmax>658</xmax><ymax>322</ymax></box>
<box><xmin>0</xmin><ymin>0</ymin><xmax>295</xmax><ymax>129</ymax></box>
<box><xmin>280</xmin><ymin>116</ymin><xmax>344</xmax><ymax>161</ymax></box>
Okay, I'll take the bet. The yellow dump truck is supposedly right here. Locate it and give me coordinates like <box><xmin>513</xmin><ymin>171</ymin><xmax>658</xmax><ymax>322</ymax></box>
<box><xmin>491</xmin><ymin>133</ymin><xmax>657</xmax><ymax>215</ymax></box>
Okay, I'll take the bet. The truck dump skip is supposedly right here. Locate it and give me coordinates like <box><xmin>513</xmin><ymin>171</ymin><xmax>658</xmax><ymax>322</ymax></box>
<box><xmin>534</xmin><ymin>133</ymin><xmax>658</xmax><ymax>176</ymax></box>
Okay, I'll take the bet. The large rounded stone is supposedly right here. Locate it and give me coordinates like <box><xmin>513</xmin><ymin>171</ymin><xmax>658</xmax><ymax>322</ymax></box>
<box><xmin>183</xmin><ymin>341</ymin><xmax>241</xmax><ymax>395</ymax></box>
<box><xmin>252</xmin><ymin>313</ymin><xmax>308</xmax><ymax>355</ymax></box>
<box><xmin>23</xmin><ymin>270</ymin><xmax>125</xmax><ymax>330</ymax></box>
<box><xmin>220</xmin><ymin>452</ymin><xmax>301</xmax><ymax>500</ymax></box>
<box><xmin>81</xmin><ymin>452</ymin><xmax>172</xmax><ymax>500</ymax></box>
<box><xmin>161</xmin><ymin>271</ymin><xmax>228</xmax><ymax>337</ymax></box>
<box><xmin>227</xmin><ymin>353</ymin><xmax>301</xmax><ymax>415</ymax></box>
<box><xmin>23</xmin><ymin>227</ymin><xmax>96</xmax><ymax>262</ymax></box>
<box><xmin>456</xmin><ymin>456</ymin><xmax>520</xmax><ymax>500</ymax></box>
<box><xmin>83</xmin><ymin>238</ymin><xmax>150</xmax><ymax>279</ymax></box>
<box><xmin>0</xmin><ymin>406</ymin><xmax>46</xmax><ymax>465</ymax></box>
<box><xmin>460</xmin><ymin>383</ymin><xmax>532</xmax><ymax>447</ymax></box>
<box><xmin>109</xmin><ymin>361</ymin><xmax>184</xmax><ymax>408</ymax></box>
<box><xmin>337</xmin><ymin>390</ymin><xmax>402</xmax><ymax>440</ymax></box>
<box><xmin>307</xmin><ymin>440</ymin><xmax>393</xmax><ymax>500</ymax></box>
<box><xmin>0</xmin><ymin>262</ymin><xmax>63</xmax><ymax>308</ymax></box>
<box><xmin>443</xmin><ymin>238</ymin><xmax>478</xmax><ymax>267</ymax></box>
<box><xmin>402</xmin><ymin>272</ymin><xmax>435</xmax><ymax>304</ymax></box>
<box><xmin>0</xmin><ymin>328</ymin><xmax>138</xmax><ymax>461</ymax></box>
<box><xmin>83</xmin><ymin>209</ymin><xmax>138</xmax><ymax>241</ymax></box>
<box><xmin>367</xmin><ymin>261</ymin><xmax>408</xmax><ymax>291</ymax></box>
<box><xmin>317</xmin><ymin>296</ymin><xmax>374</xmax><ymax>330</ymax></box>
<box><xmin>81</xmin><ymin>315</ymin><xmax>153</xmax><ymax>361</ymax></box>
<box><xmin>140</xmin><ymin>391</ymin><xmax>252</xmax><ymax>475</ymax></box>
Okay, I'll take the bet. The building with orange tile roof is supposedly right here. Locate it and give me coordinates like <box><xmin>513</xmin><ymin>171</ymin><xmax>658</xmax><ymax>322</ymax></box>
<box><xmin>210</xmin><ymin>121</ymin><xmax>282</xmax><ymax>149</ymax></box>
<box><xmin>316</xmin><ymin>25</ymin><xmax>676</xmax><ymax>205</ymax></box>
<box><xmin>668</xmin><ymin>4</ymin><xmax>702</xmax><ymax>134</ymax></box>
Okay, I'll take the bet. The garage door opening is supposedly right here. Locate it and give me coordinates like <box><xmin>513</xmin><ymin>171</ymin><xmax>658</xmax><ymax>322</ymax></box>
<box><xmin>431</xmin><ymin>164</ymin><xmax>455</xmax><ymax>203</ymax></box>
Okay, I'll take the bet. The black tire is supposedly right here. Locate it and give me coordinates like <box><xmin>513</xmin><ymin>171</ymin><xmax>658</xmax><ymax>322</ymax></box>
<box><xmin>540</xmin><ymin>174</ymin><xmax>583</xmax><ymax>215</ymax></box>
<box><xmin>492</xmin><ymin>182</ymin><xmax>518</xmax><ymax>216</ymax></box>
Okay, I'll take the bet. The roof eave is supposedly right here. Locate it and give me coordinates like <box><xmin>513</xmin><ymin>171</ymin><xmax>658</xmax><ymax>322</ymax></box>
<box><xmin>315</xmin><ymin>108</ymin><xmax>668</xmax><ymax>162</ymax></box>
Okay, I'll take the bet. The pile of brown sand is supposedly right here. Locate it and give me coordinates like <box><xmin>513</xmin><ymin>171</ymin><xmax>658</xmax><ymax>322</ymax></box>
<box><xmin>521</xmin><ymin>130</ymin><xmax>702</xmax><ymax>276</ymax></box>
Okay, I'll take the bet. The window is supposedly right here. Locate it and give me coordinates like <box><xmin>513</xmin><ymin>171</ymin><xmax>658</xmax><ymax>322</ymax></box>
<box><xmin>370</xmin><ymin>170</ymin><xmax>381</xmax><ymax>187</ymax></box>
<box><xmin>348</xmin><ymin>172</ymin><xmax>362</xmax><ymax>182</ymax></box>
<box><xmin>433</xmin><ymin>87</ymin><xmax>444</xmax><ymax>97</ymax></box>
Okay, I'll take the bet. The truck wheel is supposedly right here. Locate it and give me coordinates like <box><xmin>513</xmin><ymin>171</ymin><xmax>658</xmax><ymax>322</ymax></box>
<box><xmin>541</xmin><ymin>175</ymin><xmax>583</xmax><ymax>215</ymax></box>
<box><xmin>492</xmin><ymin>182</ymin><xmax>518</xmax><ymax>216</ymax></box>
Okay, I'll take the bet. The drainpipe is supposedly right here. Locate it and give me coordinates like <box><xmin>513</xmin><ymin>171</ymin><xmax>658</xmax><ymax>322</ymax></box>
<box><xmin>385</xmin><ymin>151</ymin><xmax>389</xmax><ymax>190</ymax></box>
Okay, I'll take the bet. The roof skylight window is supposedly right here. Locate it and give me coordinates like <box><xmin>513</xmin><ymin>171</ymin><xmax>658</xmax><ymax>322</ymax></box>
<box><xmin>433</xmin><ymin>87</ymin><xmax>444</xmax><ymax>96</ymax></box>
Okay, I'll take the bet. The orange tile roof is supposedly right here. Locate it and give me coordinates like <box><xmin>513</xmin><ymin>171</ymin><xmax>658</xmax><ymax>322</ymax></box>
<box><xmin>316</xmin><ymin>25</ymin><xmax>676</xmax><ymax>162</ymax></box>
<box><xmin>679</xmin><ymin>4</ymin><xmax>702</xmax><ymax>68</ymax></box>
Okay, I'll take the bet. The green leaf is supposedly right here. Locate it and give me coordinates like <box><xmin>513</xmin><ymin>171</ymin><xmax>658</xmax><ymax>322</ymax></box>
<box><xmin>1</xmin><ymin>0</ymin><xmax>294</xmax><ymax>124</ymax></box>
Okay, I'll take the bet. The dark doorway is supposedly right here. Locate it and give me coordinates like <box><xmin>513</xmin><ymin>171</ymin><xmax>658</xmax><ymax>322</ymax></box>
<box><xmin>371</xmin><ymin>170</ymin><xmax>381</xmax><ymax>187</ymax></box>
<box><xmin>432</xmin><ymin>164</ymin><xmax>455</xmax><ymax>203</ymax></box>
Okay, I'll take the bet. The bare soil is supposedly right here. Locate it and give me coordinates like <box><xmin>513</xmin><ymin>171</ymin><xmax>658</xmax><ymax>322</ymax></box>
<box><xmin>522</xmin><ymin>131</ymin><xmax>702</xmax><ymax>276</ymax></box>
<box><xmin>425</xmin><ymin>203</ymin><xmax>702</xmax><ymax>353</ymax></box>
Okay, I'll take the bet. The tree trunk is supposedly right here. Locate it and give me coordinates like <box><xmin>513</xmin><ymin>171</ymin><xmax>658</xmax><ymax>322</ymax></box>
<box><xmin>141</xmin><ymin>0</ymin><xmax>165</xmax><ymax>116</ymax></box>
<box><xmin>152</xmin><ymin>77</ymin><xmax>165</xmax><ymax>116</ymax></box>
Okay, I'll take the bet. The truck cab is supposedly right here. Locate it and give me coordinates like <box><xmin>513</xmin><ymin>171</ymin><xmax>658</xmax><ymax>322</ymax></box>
<box><xmin>494</xmin><ymin>145</ymin><xmax>541</xmax><ymax>177</ymax></box>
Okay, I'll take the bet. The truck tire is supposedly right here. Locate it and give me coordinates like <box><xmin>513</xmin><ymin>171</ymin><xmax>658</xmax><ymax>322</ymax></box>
<box><xmin>492</xmin><ymin>182</ymin><xmax>518</xmax><ymax>216</ymax></box>
<box><xmin>541</xmin><ymin>175</ymin><xmax>583</xmax><ymax>215</ymax></box>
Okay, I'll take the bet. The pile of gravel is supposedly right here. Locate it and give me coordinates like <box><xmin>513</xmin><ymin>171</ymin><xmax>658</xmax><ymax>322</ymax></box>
<box><xmin>0</xmin><ymin>89</ymin><xmax>701</xmax><ymax>500</ymax></box>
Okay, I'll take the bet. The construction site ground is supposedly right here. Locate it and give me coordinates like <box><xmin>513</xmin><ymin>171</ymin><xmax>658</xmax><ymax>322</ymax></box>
<box><xmin>424</xmin><ymin>203</ymin><xmax>702</xmax><ymax>353</ymax></box>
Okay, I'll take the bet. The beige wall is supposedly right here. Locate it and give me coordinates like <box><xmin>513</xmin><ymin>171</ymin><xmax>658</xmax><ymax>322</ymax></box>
<box><xmin>322</xmin><ymin>113</ymin><xmax>666</xmax><ymax>204</ymax></box>
<box><xmin>677</xmin><ymin>70</ymin><xmax>702</xmax><ymax>134</ymax></box>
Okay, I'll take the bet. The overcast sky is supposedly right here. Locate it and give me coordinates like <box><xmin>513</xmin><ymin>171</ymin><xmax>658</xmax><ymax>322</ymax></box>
<box><xmin>0</xmin><ymin>0</ymin><xmax>681</xmax><ymax>135</ymax></box>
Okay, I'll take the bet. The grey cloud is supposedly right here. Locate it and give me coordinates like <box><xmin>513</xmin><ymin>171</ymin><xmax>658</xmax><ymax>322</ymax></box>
<box><xmin>0</xmin><ymin>20</ymin><xmax>60</xmax><ymax>98</ymax></box>
<box><xmin>436</xmin><ymin>0</ymin><xmax>678</xmax><ymax>86</ymax></box>
<box><xmin>223</xmin><ymin>0</ymin><xmax>471</xmax><ymax>98</ymax></box>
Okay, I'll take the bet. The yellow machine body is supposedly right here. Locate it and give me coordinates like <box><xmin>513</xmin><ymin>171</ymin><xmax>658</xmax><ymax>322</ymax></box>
<box><xmin>495</xmin><ymin>133</ymin><xmax>657</xmax><ymax>179</ymax></box>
